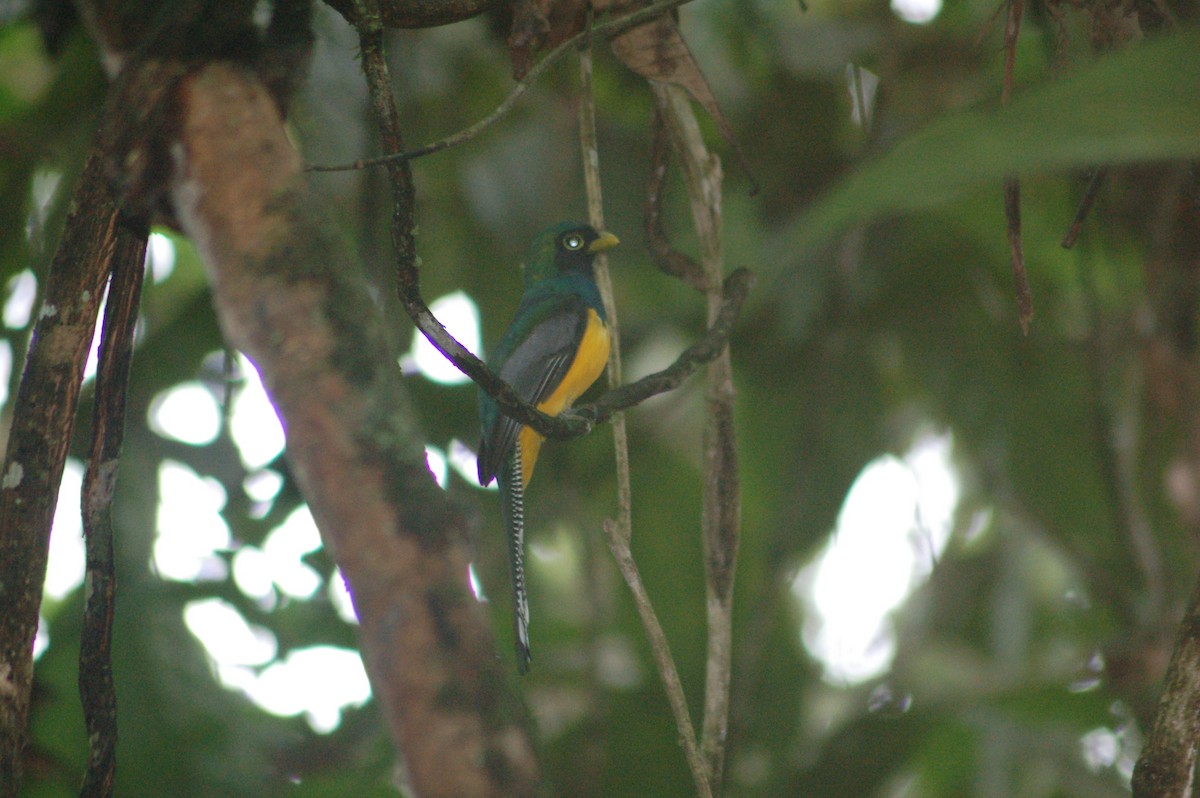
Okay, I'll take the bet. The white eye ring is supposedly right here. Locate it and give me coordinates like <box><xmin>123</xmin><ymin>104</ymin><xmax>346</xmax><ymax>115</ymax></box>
<box><xmin>563</xmin><ymin>233</ymin><xmax>585</xmax><ymax>251</ymax></box>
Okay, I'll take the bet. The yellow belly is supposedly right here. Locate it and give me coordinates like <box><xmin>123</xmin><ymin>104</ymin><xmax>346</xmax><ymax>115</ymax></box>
<box><xmin>517</xmin><ymin>308</ymin><xmax>610</xmax><ymax>487</ymax></box>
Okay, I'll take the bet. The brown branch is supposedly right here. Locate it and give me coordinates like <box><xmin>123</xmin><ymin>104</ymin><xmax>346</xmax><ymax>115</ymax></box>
<box><xmin>580</xmin><ymin>28</ymin><xmax>712</xmax><ymax>798</ymax></box>
<box><xmin>0</xmin><ymin>149</ymin><xmax>124</xmax><ymax>797</ymax></box>
<box><xmin>351</xmin><ymin>0</ymin><xmax>580</xmax><ymax>444</ymax></box>
<box><xmin>430</xmin><ymin>266</ymin><xmax>750</xmax><ymax>443</ymax></box>
<box><xmin>328</xmin><ymin>3</ymin><xmax>543</xmax><ymax>793</ymax></box>
<box><xmin>324</xmin><ymin>0</ymin><xmax>498</xmax><ymax>28</ymax></box>
<box><xmin>1132</xmin><ymin>574</ymin><xmax>1200</xmax><ymax>798</ymax></box>
<box><xmin>1001</xmin><ymin>0</ymin><xmax>1032</xmax><ymax>334</ymax></box>
<box><xmin>146</xmin><ymin>48</ymin><xmax>539</xmax><ymax>798</ymax></box>
<box><xmin>306</xmin><ymin>0</ymin><xmax>699</xmax><ymax>174</ymax></box>
<box><xmin>352</xmin><ymin>2</ymin><xmax>418</xmax><ymax>298</ymax></box>
<box><xmin>576</xmin><ymin>18</ymin><xmax>633</xmax><ymax>541</ymax></box>
<box><xmin>604</xmin><ymin>520</ymin><xmax>714</xmax><ymax>798</ymax></box>
<box><xmin>576</xmin><ymin>16</ymin><xmax>631</xmax><ymax>540</ymax></box>
<box><xmin>654</xmin><ymin>81</ymin><xmax>741</xmax><ymax>793</ymax></box>
<box><xmin>1005</xmin><ymin>178</ymin><xmax>1033</xmax><ymax>334</ymax></box>
<box><xmin>79</xmin><ymin>219</ymin><xmax>147</xmax><ymax>798</ymax></box>
<box><xmin>644</xmin><ymin>104</ymin><xmax>707</xmax><ymax>292</ymax></box>
<box><xmin>1061</xmin><ymin>167</ymin><xmax>1108</xmax><ymax>249</ymax></box>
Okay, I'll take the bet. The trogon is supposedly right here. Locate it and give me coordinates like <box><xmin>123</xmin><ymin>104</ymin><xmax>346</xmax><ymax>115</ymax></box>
<box><xmin>477</xmin><ymin>221</ymin><xmax>619</xmax><ymax>673</ymax></box>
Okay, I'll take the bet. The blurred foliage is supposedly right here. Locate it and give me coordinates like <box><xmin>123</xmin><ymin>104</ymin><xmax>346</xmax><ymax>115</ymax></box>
<box><xmin>2</xmin><ymin>0</ymin><xmax>1199</xmax><ymax>795</ymax></box>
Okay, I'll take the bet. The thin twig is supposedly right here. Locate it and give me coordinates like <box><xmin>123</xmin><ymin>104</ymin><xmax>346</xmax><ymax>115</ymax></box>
<box><xmin>1061</xmin><ymin>167</ymin><xmax>1108</xmax><ymax>249</ymax></box>
<box><xmin>352</xmin><ymin>1</ymin><xmax>418</xmax><ymax>291</ymax></box>
<box><xmin>604</xmin><ymin>521</ymin><xmax>714</xmax><ymax>798</ymax></box>
<box><xmin>580</xmin><ymin>27</ymin><xmax>712</xmax><ymax>798</ymax></box>
<box><xmin>1001</xmin><ymin>0</ymin><xmax>1032</xmax><ymax>334</ymax></box>
<box><xmin>79</xmin><ymin>221</ymin><xmax>147</xmax><ymax>798</ymax></box>
<box><xmin>644</xmin><ymin>104</ymin><xmax>706</xmax><ymax>292</ymax></box>
<box><xmin>307</xmin><ymin>0</ymin><xmax>698</xmax><ymax>173</ymax></box>
<box><xmin>1005</xmin><ymin>178</ymin><xmax>1032</xmax><ymax>333</ymax></box>
<box><xmin>576</xmin><ymin>17</ymin><xmax>630</xmax><ymax>532</ymax></box>
<box><xmin>654</xmin><ymin>82</ymin><xmax>740</xmax><ymax>793</ymax></box>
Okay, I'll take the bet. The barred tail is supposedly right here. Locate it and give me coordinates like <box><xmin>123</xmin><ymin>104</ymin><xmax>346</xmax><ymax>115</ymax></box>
<box><xmin>502</xmin><ymin>446</ymin><xmax>532</xmax><ymax>673</ymax></box>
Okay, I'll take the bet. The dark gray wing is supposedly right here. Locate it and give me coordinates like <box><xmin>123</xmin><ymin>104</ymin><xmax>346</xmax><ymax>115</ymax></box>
<box><xmin>477</xmin><ymin>296</ymin><xmax>588</xmax><ymax>485</ymax></box>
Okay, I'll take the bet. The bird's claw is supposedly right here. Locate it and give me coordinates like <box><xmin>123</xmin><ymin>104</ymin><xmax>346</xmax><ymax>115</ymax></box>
<box><xmin>561</xmin><ymin>407</ymin><xmax>596</xmax><ymax>434</ymax></box>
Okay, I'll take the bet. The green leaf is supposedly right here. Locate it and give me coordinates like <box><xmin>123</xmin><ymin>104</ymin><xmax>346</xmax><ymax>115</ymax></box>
<box><xmin>782</xmin><ymin>32</ymin><xmax>1200</xmax><ymax>258</ymax></box>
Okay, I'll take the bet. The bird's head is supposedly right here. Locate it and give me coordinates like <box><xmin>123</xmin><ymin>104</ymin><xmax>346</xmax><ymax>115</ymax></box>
<box><xmin>523</xmin><ymin>221</ymin><xmax>619</xmax><ymax>285</ymax></box>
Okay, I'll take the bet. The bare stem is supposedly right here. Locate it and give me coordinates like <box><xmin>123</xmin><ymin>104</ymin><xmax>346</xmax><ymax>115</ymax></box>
<box><xmin>1001</xmin><ymin>0</ymin><xmax>1032</xmax><ymax>333</ymax></box>
<box><xmin>654</xmin><ymin>82</ymin><xmax>741</xmax><ymax>794</ymax></box>
<box><xmin>80</xmin><ymin>224</ymin><xmax>147</xmax><ymax>798</ymax></box>
<box><xmin>604</xmin><ymin>522</ymin><xmax>715</xmax><ymax>798</ymax></box>
<box><xmin>580</xmin><ymin>29</ymin><xmax>711</xmax><ymax>798</ymax></box>
<box><xmin>576</xmin><ymin>18</ymin><xmax>632</xmax><ymax>544</ymax></box>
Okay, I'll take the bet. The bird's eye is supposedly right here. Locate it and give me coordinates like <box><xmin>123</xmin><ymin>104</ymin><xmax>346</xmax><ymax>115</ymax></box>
<box><xmin>563</xmin><ymin>233</ymin><xmax>585</xmax><ymax>251</ymax></box>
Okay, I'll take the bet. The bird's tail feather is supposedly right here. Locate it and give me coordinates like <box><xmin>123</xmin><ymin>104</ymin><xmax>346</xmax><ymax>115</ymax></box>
<box><xmin>502</xmin><ymin>446</ymin><xmax>532</xmax><ymax>673</ymax></box>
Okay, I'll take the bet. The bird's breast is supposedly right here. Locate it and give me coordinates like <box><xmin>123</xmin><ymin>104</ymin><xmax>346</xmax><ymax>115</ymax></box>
<box><xmin>515</xmin><ymin>309</ymin><xmax>610</xmax><ymax>486</ymax></box>
<box><xmin>538</xmin><ymin>308</ymin><xmax>610</xmax><ymax>417</ymax></box>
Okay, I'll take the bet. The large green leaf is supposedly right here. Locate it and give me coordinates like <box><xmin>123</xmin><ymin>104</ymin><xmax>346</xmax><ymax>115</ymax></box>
<box><xmin>782</xmin><ymin>32</ymin><xmax>1200</xmax><ymax>259</ymax></box>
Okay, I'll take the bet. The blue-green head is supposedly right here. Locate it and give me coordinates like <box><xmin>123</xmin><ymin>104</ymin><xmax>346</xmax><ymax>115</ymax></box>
<box><xmin>522</xmin><ymin>221</ymin><xmax>620</xmax><ymax>288</ymax></box>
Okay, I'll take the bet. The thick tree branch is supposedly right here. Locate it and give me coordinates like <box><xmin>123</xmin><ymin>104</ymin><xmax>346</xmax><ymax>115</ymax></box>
<box><xmin>0</xmin><ymin>149</ymin><xmax>131</xmax><ymax>797</ymax></box>
<box><xmin>159</xmin><ymin>58</ymin><xmax>537</xmax><ymax>798</ymax></box>
<box><xmin>80</xmin><ymin>220</ymin><xmax>147</xmax><ymax>798</ymax></box>
<box><xmin>1132</xmin><ymin>573</ymin><xmax>1200</xmax><ymax>798</ymax></box>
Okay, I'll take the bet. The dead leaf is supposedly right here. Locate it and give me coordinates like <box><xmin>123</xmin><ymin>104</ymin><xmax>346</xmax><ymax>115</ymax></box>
<box><xmin>603</xmin><ymin>0</ymin><xmax>757</xmax><ymax>193</ymax></box>
<box><xmin>508</xmin><ymin>0</ymin><xmax>589</xmax><ymax>80</ymax></box>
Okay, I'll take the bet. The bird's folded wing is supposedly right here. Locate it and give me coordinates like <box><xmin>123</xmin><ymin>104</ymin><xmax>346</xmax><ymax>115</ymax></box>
<box><xmin>477</xmin><ymin>295</ymin><xmax>588</xmax><ymax>485</ymax></box>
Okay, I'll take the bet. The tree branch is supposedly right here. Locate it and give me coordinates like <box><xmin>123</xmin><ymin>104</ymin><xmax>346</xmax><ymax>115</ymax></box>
<box><xmin>1061</xmin><ymin>167</ymin><xmax>1107</xmax><ymax>249</ymax></box>
<box><xmin>1132</xmin><ymin>573</ymin><xmax>1200</xmax><ymax>798</ymax></box>
<box><xmin>306</xmin><ymin>0</ymin><xmax>698</xmax><ymax>173</ymax></box>
<box><xmin>1001</xmin><ymin>0</ymin><xmax>1033</xmax><ymax>333</ymax></box>
<box><xmin>79</xmin><ymin>218</ymin><xmax>147</xmax><ymax>798</ymax></box>
<box><xmin>604</xmin><ymin>520</ymin><xmax>715</xmax><ymax>798</ymax></box>
<box><xmin>644</xmin><ymin>105</ymin><xmax>707</xmax><ymax>292</ymax></box>
<box><xmin>654</xmin><ymin>81</ymin><xmax>741</xmax><ymax>793</ymax></box>
<box><xmin>0</xmin><ymin>149</ymin><xmax>129</xmax><ymax>797</ymax></box>
<box><xmin>580</xmin><ymin>25</ymin><xmax>712</xmax><ymax>798</ymax></box>
<box><xmin>156</xmin><ymin>52</ymin><xmax>538</xmax><ymax>798</ymax></box>
<box><xmin>576</xmin><ymin>19</ymin><xmax>631</xmax><ymax>541</ymax></box>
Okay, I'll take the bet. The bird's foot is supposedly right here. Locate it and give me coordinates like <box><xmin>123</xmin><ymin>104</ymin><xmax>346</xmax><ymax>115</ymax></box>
<box><xmin>561</xmin><ymin>406</ymin><xmax>596</xmax><ymax>435</ymax></box>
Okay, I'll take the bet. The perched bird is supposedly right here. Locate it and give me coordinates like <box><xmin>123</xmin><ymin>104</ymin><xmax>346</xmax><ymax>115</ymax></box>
<box><xmin>477</xmin><ymin>221</ymin><xmax>619</xmax><ymax>673</ymax></box>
